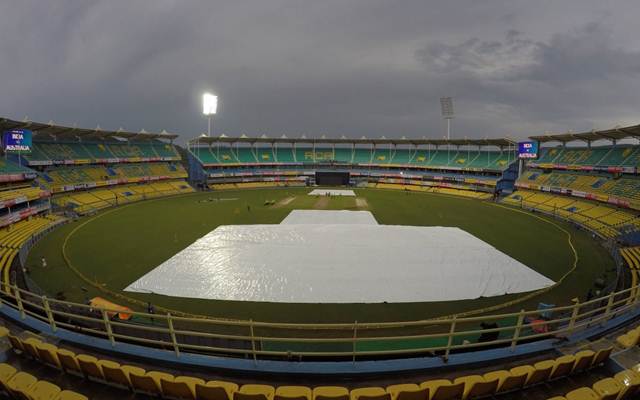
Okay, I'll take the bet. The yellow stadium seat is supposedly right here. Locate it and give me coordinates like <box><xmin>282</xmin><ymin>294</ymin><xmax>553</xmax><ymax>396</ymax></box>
<box><xmin>6</xmin><ymin>371</ymin><xmax>37</xmax><ymax>399</ymax></box>
<box><xmin>275</xmin><ymin>386</ymin><xmax>313</xmax><ymax>400</ymax></box>
<box><xmin>76</xmin><ymin>354</ymin><xmax>104</xmax><ymax>382</ymax></box>
<box><xmin>56</xmin><ymin>349</ymin><xmax>83</xmax><ymax>377</ymax></box>
<box><xmin>29</xmin><ymin>380</ymin><xmax>62</xmax><ymax>400</ymax></box>
<box><xmin>196</xmin><ymin>381</ymin><xmax>240</xmax><ymax>400</ymax></box>
<box><xmin>483</xmin><ymin>369</ymin><xmax>526</xmax><ymax>393</ymax></box>
<box><xmin>7</xmin><ymin>334</ymin><xmax>25</xmax><ymax>355</ymax></box>
<box><xmin>549</xmin><ymin>355</ymin><xmax>576</xmax><ymax>380</ymax></box>
<box><xmin>592</xmin><ymin>347</ymin><xmax>613</xmax><ymax>367</ymax></box>
<box><xmin>21</xmin><ymin>337</ymin><xmax>42</xmax><ymax>360</ymax></box>
<box><xmin>313</xmin><ymin>386</ymin><xmax>350</xmax><ymax>400</ymax></box>
<box><xmin>57</xmin><ymin>390</ymin><xmax>89</xmax><ymax>400</ymax></box>
<box><xmin>0</xmin><ymin>363</ymin><xmax>17</xmax><ymax>393</ymax></box>
<box><xmin>453</xmin><ymin>375</ymin><xmax>498</xmax><ymax>400</ymax></box>
<box><xmin>419</xmin><ymin>379</ymin><xmax>464</xmax><ymax>400</ymax></box>
<box><xmin>592</xmin><ymin>377</ymin><xmax>622</xmax><ymax>400</ymax></box>
<box><xmin>35</xmin><ymin>343</ymin><xmax>61</xmax><ymax>369</ymax></box>
<box><xmin>528</xmin><ymin>360</ymin><xmax>554</xmax><ymax>385</ymax></box>
<box><xmin>616</xmin><ymin>329</ymin><xmax>640</xmax><ymax>348</ymax></box>
<box><xmin>565</xmin><ymin>387</ymin><xmax>599</xmax><ymax>400</ymax></box>
<box><xmin>130</xmin><ymin>370</ymin><xmax>165</xmax><ymax>396</ymax></box>
<box><xmin>385</xmin><ymin>384</ymin><xmax>428</xmax><ymax>400</ymax></box>
<box><xmin>350</xmin><ymin>387</ymin><xmax>390</xmax><ymax>400</ymax></box>
<box><xmin>0</xmin><ymin>326</ymin><xmax>9</xmax><ymax>338</ymax></box>
<box><xmin>614</xmin><ymin>369</ymin><xmax>640</xmax><ymax>399</ymax></box>
<box><xmin>162</xmin><ymin>375</ymin><xmax>205</xmax><ymax>400</ymax></box>
<box><xmin>99</xmin><ymin>360</ymin><xmax>144</xmax><ymax>389</ymax></box>
<box><xmin>572</xmin><ymin>350</ymin><xmax>595</xmax><ymax>373</ymax></box>
<box><xmin>236</xmin><ymin>384</ymin><xmax>276</xmax><ymax>400</ymax></box>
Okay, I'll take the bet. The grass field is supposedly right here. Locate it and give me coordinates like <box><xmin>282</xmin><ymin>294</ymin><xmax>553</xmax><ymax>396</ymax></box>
<box><xmin>25</xmin><ymin>187</ymin><xmax>615</xmax><ymax>323</ymax></box>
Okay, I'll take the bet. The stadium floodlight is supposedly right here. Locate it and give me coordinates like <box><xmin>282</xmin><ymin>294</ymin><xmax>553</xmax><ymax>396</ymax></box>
<box><xmin>440</xmin><ymin>97</ymin><xmax>454</xmax><ymax>140</ymax></box>
<box><xmin>203</xmin><ymin>93</ymin><xmax>218</xmax><ymax>136</ymax></box>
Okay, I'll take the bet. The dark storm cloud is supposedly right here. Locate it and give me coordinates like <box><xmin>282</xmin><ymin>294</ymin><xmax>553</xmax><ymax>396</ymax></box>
<box><xmin>1</xmin><ymin>1</ymin><xmax>639</xmax><ymax>142</ymax></box>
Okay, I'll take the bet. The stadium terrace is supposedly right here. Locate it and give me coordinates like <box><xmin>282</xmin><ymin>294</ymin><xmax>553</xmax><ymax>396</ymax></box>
<box><xmin>1</xmin><ymin>116</ymin><xmax>640</xmax><ymax>399</ymax></box>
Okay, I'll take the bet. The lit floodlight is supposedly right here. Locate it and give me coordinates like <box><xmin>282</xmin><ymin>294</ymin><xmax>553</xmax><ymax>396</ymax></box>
<box><xmin>203</xmin><ymin>93</ymin><xmax>218</xmax><ymax>116</ymax></box>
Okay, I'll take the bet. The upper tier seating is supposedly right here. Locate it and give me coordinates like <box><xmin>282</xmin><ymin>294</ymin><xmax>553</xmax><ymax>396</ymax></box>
<box><xmin>535</xmin><ymin>146</ymin><xmax>640</xmax><ymax>168</ymax></box>
<box><xmin>24</xmin><ymin>141</ymin><xmax>180</xmax><ymax>164</ymax></box>
<box><xmin>194</xmin><ymin>147</ymin><xmax>516</xmax><ymax>170</ymax></box>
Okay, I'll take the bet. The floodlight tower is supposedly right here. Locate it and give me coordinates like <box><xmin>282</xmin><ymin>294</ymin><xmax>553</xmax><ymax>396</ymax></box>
<box><xmin>203</xmin><ymin>93</ymin><xmax>218</xmax><ymax>137</ymax></box>
<box><xmin>440</xmin><ymin>97</ymin><xmax>454</xmax><ymax>140</ymax></box>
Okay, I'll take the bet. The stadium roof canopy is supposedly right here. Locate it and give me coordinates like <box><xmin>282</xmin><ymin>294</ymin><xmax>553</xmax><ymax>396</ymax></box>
<box><xmin>0</xmin><ymin>117</ymin><xmax>179</xmax><ymax>141</ymax></box>
<box><xmin>529</xmin><ymin>124</ymin><xmax>640</xmax><ymax>144</ymax></box>
<box><xmin>188</xmin><ymin>134</ymin><xmax>516</xmax><ymax>147</ymax></box>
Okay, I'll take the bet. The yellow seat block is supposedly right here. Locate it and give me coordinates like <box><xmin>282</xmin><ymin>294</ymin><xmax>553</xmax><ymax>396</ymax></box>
<box><xmin>528</xmin><ymin>360</ymin><xmax>554</xmax><ymax>386</ymax></box>
<box><xmin>385</xmin><ymin>384</ymin><xmax>428</xmax><ymax>400</ymax></box>
<box><xmin>76</xmin><ymin>354</ymin><xmax>103</xmax><ymax>381</ymax></box>
<box><xmin>592</xmin><ymin>377</ymin><xmax>622</xmax><ymax>400</ymax></box>
<box><xmin>0</xmin><ymin>363</ymin><xmax>17</xmax><ymax>392</ymax></box>
<box><xmin>196</xmin><ymin>381</ymin><xmax>239</xmax><ymax>400</ymax></box>
<box><xmin>550</xmin><ymin>355</ymin><xmax>576</xmax><ymax>380</ymax></box>
<box><xmin>36</xmin><ymin>343</ymin><xmax>61</xmax><ymax>369</ymax></box>
<box><xmin>236</xmin><ymin>384</ymin><xmax>276</xmax><ymax>400</ymax></box>
<box><xmin>453</xmin><ymin>375</ymin><xmax>498</xmax><ymax>400</ymax></box>
<box><xmin>350</xmin><ymin>387</ymin><xmax>390</xmax><ymax>400</ymax></box>
<box><xmin>56</xmin><ymin>349</ymin><xmax>82</xmax><ymax>376</ymax></box>
<box><xmin>275</xmin><ymin>386</ymin><xmax>313</xmax><ymax>400</ymax></box>
<box><xmin>6</xmin><ymin>371</ymin><xmax>38</xmax><ymax>398</ymax></box>
<box><xmin>57</xmin><ymin>390</ymin><xmax>89</xmax><ymax>400</ymax></box>
<box><xmin>571</xmin><ymin>350</ymin><xmax>594</xmax><ymax>374</ymax></box>
<box><xmin>613</xmin><ymin>370</ymin><xmax>640</xmax><ymax>399</ymax></box>
<box><xmin>419</xmin><ymin>379</ymin><xmax>464</xmax><ymax>400</ymax></box>
<box><xmin>484</xmin><ymin>369</ymin><xmax>526</xmax><ymax>393</ymax></box>
<box><xmin>565</xmin><ymin>387</ymin><xmax>599</xmax><ymax>400</ymax></box>
<box><xmin>30</xmin><ymin>380</ymin><xmax>62</xmax><ymax>400</ymax></box>
<box><xmin>313</xmin><ymin>386</ymin><xmax>350</xmax><ymax>400</ymax></box>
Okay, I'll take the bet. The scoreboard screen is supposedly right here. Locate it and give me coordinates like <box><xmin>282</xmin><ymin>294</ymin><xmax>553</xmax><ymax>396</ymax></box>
<box><xmin>518</xmin><ymin>141</ymin><xmax>538</xmax><ymax>159</ymax></box>
<box><xmin>2</xmin><ymin>129</ymin><xmax>32</xmax><ymax>153</ymax></box>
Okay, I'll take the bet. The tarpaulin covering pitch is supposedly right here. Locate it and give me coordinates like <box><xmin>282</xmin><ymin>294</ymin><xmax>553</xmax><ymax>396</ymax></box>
<box><xmin>308</xmin><ymin>189</ymin><xmax>356</xmax><ymax>196</ymax></box>
<box><xmin>281</xmin><ymin>210</ymin><xmax>378</xmax><ymax>225</ymax></box>
<box><xmin>125</xmin><ymin>220</ymin><xmax>554</xmax><ymax>304</ymax></box>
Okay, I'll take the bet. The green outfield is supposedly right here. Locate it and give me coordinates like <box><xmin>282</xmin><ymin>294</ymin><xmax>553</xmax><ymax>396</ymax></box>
<box><xmin>25</xmin><ymin>188</ymin><xmax>615</xmax><ymax>323</ymax></box>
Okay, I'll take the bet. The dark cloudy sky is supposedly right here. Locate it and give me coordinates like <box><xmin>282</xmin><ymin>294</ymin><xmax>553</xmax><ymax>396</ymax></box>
<box><xmin>1</xmin><ymin>1</ymin><xmax>640</xmax><ymax>143</ymax></box>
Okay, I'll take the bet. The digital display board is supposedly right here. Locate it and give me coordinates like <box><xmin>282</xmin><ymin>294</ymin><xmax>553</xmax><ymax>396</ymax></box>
<box><xmin>518</xmin><ymin>141</ymin><xmax>538</xmax><ymax>159</ymax></box>
<box><xmin>2</xmin><ymin>129</ymin><xmax>32</xmax><ymax>153</ymax></box>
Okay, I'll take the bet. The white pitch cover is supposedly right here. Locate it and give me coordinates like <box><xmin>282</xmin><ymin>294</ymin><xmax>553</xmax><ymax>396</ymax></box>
<box><xmin>308</xmin><ymin>189</ymin><xmax>356</xmax><ymax>196</ymax></box>
<box><xmin>125</xmin><ymin>211</ymin><xmax>554</xmax><ymax>303</ymax></box>
<box><xmin>281</xmin><ymin>210</ymin><xmax>378</xmax><ymax>225</ymax></box>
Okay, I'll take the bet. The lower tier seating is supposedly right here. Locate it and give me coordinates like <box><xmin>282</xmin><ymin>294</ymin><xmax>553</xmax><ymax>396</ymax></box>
<box><xmin>502</xmin><ymin>190</ymin><xmax>640</xmax><ymax>238</ymax></box>
<box><xmin>52</xmin><ymin>180</ymin><xmax>193</xmax><ymax>215</ymax></box>
<box><xmin>4</xmin><ymin>328</ymin><xmax>621</xmax><ymax>400</ymax></box>
<box><xmin>372</xmin><ymin>183</ymin><xmax>493</xmax><ymax>200</ymax></box>
<box><xmin>209</xmin><ymin>181</ymin><xmax>307</xmax><ymax>190</ymax></box>
<box><xmin>0</xmin><ymin>215</ymin><xmax>63</xmax><ymax>292</ymax></box>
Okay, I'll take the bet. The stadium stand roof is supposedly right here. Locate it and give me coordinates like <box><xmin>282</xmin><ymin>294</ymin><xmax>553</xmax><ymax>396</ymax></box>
<box><xmin>529</xmin><ymin>124</ymin><xmax>640</xmax><ymax>143</ymax></box>
<box><xmin>0</xmin><ymin>117</ymin><xmax>178</xmax><ymax>141</ymax></box>
<box><xmin>189</xmin><ymin>134</ymin><xmax>516</xmax><ymax>147</ymax></box>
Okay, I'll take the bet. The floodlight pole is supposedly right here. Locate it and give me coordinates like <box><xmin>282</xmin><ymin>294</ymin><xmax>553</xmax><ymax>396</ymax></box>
<box><xmin>208</xmin><ymin>115</ymin><xmax>212</xmax><ymax>137</ymax></box>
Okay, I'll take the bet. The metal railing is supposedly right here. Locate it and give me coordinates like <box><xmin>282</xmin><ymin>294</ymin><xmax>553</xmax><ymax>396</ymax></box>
<box><xmin>1</xmin><ymin>282</ymin><xmax>639</xmax><ymax>362</ymax></box>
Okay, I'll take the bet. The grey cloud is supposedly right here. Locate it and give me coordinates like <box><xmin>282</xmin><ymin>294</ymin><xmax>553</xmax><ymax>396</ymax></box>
<box><xmin>0</xmin><ymin>1</ymin><xmax>639</xmax><ymax>142</ymax></box>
